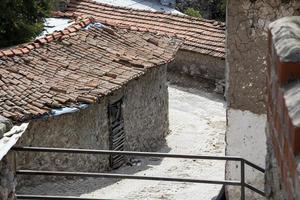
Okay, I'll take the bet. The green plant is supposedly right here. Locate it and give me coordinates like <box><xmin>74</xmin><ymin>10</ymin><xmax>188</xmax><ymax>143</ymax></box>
<box><xmin>184</xmin><ymin>7</ymin><xmax>202</xmax><ymax>18</ymax></box>
<box><xmin>217</xmin><ymin>0</ymin><xmax>226</xmax><ymax>20</ymax></box>
<box><xmin>211</xmin><ymin>0</ymin><xmax>226</xmax><ymax>21</ymax></box>
<box><xmin>0</xmin><ymin>0</ymin><xmax>54</xmax><ymax>48</ymax></box>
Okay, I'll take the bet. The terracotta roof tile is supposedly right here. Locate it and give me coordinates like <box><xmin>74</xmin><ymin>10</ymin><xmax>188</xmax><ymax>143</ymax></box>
<box><xmin>12</xmin><ymin>49</ymin><xmax>23</xmax><ymax>55</ymax></box>
<box><xmin>0</xmin><ymin>18</ymin><xmax>181</xmax><ymax>123</ymax></box>
<box><xmin>3</xmin><ymin>50</ymin><xmax>14</xmax><ymax>56</ymax></box>
<box><xmin>58</xmin><ymin>0</ymin><xmax>225</xmax><ymax>59</ymax></box>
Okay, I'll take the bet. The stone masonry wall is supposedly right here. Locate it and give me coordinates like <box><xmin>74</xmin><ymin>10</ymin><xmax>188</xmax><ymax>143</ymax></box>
<box><xmin>0</xmin><ymin>152</ymin><xmax>16</xmax><ymax>200</ymax></box>
<box><xmin>16</xmin><ymin>100</ymin><xmax>110</xmax><ymax>187</ymax></box>
<box><xmin>123</xmin><ymin>65</ymin><xmax>169</xmax><ymax>152</ymax></box>
<box><xmin>169</xmin><ymin>50</ymin><xmax>225</xmax><ymax>82</ymax></box>
<box><xmin>226</xmin><ymin>0</ymin><xmax>299</xmax><ymax>114</ymax></box>
<box><xmin>266</xmin><ymin>17</ymin><xmax>300</xmax><ymax>200</ymax></box>
<box><xmin>15</xmin><ymin>65</ymin><xmax>169</xmax><ymax>188</ymax></box>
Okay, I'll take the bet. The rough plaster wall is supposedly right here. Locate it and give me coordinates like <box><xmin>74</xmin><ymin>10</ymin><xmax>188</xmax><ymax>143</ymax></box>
<box><xmin>169</xmin><ymin>50</ymin><xmax>225</xmax><ymax>81</ymax></box>
<box><xmin>16</xmin><ymin>101</ymin><xmax>110</xmax><ymax>187</ymax></box>
<box><xmin>226</xmin><ymin>1</ymin><xmax>300</xmax><ymax>199</ymax></box>
<box><xmin>123</xmin><ymin>65</ymin><xmax>169</xmax><ymax>152</ymax></box>
<box><xmin>226</xmin><ymin>109</ymin><xmax>266</xmax><ymax>199</ymax></box>
<box><xmin>226</xmin><ymin>0</ymin><xmax>300</xmax><ymax>114</ymax></box>
<box><xmin>0</xmin><ymin>152</ymin><xmax>16</xmax><ymax>200</ymax></box>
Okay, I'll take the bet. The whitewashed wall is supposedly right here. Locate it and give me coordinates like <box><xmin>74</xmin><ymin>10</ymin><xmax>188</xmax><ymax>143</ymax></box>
<box><xmin>225</xmin><ymin>108</ymin><xmax>266</xmax><ymax>199</ymax></box>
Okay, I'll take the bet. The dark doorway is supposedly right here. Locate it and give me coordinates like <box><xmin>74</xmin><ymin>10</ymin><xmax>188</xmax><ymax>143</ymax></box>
<box><xmin>108</xmin><ymin>99</ymin><xmax>125</xmax><ymax>169</ymax></box>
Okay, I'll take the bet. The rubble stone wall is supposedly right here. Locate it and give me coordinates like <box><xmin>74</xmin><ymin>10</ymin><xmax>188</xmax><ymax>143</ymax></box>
<box><xmin>169</xmin><ymin>50</ymin><xmax>225</xmax><ymax>82</ymax></box>
<box><xmin>123</xmin><ymin>65</ymin><xmax>169</xmax><ymax>152</ymax></box>
<box><xmin>16</xmin><ymin>100</ymin><xmax>111</xmax><ymax>187</ymax></box>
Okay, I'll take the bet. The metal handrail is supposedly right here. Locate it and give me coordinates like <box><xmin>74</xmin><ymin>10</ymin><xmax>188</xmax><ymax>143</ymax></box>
<box><xmin>13</xmin><ymin>146</ymin><xmax>243</xmax><ymax>161</ymax></box>
<box><xmin>13</xmin><ymin>146</ymin><xmax>266</xmax><ymax>200</ymax></box>
<box><xmin>16</xmin><ymin>169</ymin><xmax>241</xmax><ymax>185</ymax></box>
<box><xmin>16</xmin><ymin>195</ymin><xmax>114</xmax><ymax>200</ymax></box>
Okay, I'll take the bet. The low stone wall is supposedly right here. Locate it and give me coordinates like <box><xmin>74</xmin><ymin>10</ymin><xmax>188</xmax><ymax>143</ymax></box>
<box><xmin>16</xmin><ymin>100</ymin><xmax>111</xmax><ymax>187</ymax></box>
<box><xmin>0</xmin><ymin>152</ymin><xmax>16</xmax><ymax>200</ymax></box>
<box><xmin>15</xmin><ymin>64</ymin><xmax>169</xmax><ymax>188</ymax></box>
<box><xmin>168</xmin><ymin>50</ymin><xmax>225</xmax><ymax>83</ymax></box>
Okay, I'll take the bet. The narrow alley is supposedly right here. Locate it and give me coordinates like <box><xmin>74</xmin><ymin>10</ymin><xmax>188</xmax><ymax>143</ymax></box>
<box><xmin>18</xmin><ymin>85</ymin><xmax>226</xmax><ymax>200</ymax></box>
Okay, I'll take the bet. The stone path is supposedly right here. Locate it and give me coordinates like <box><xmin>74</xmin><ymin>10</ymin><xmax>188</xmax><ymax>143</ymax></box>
<box><xmin>18</xmin><ymin>85</ymin><xmax>226</xmax><ymax>200</ymax></box>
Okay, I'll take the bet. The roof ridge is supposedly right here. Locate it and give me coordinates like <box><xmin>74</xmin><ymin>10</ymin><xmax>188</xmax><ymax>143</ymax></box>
<box><xmin>62</xmin><ymin>0</ymin><xmax>225</xmax><ymax>58</ymax></box>
<box><xmin>74</xmin><ymin>0</ymin><xmax>225</xmax><ymax>26</ymax></box>
<box><xmin>0</xmin><ymin>17</ymin><xmax>94</xmax><ymax>58</ymax></box>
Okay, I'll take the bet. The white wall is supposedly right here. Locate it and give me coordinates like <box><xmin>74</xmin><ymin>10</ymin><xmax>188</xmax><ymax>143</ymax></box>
<box><xmin>225</xmin><ymin>108</ymin><xmax>266</xmax><ymax>199</ymax></box>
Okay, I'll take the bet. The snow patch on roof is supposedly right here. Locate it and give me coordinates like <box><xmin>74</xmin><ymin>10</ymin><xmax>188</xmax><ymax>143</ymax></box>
<box><xmin>50</xmin><ymin>104</ymin><xmax>89</xmax><ymax>117</ymax></box>
<box><xmin>93</xmin><ymin>0</ymin><xmax>183</xmax><ymax>15</ymax></box>
<box><xmin>85</xmin><ymin>22</ymin><xmax>104</xmax><ymax>30</ymax></box>
<box><xmin>0</xmin><ymin>123</ymin><xmax>29</xmax><ymax>161</ymax></box>
<box><xmin>40</xmin><ymin>18</ymin><xmax>74</xmax><ymax>37</ymax></box>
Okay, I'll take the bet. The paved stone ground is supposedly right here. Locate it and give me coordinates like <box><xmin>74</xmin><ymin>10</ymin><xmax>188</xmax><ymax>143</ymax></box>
<box><xmin>18</xmin><ymin>85</ymin><xmax>226</xmax><ymax>200</ymax></box>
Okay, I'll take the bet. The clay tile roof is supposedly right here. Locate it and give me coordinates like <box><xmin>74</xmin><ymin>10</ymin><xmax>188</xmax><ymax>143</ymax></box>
<box><xmin>0</xmin><ymin>18</ymin><xmax>181</xmax><ymax>123</ymax></box>
<box><xmin>58</xmin><ymin>0</ymin><xmax>225</xmax><ymax>59</ymax></box>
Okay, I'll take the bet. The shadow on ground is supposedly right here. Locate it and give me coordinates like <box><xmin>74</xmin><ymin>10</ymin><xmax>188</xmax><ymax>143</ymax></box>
<box><xmin>17</xmin><ymin>145</ymin><xmax>172</xmax><ymax>197</ymax></box>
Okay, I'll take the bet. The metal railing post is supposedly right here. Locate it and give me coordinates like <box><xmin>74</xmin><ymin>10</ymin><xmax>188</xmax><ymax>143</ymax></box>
<box><xmin>241</xmin><ymin>159</ymin><xmax>245</xmax><ymax>200</ymax></box>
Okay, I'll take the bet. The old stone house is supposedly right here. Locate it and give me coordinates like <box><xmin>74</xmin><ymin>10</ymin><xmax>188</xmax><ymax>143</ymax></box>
<box><xmin>0</xmin><ymin>17</ymin><xmax>181</xmax><ymax>199</ymax></box>
<box><xmin>266</xmin><ymin>16</ymin><xmax>300</xmax><ymax>200</ymax></box>
<box><xmin>226</xmin><ymin>0</ymin><xmax>300</xmax><ymax>199</ymax></box>
<box><xmin>55</xmin><ymin>0</ymin><xmax>226</xmax><ymax>89</ymax></box>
